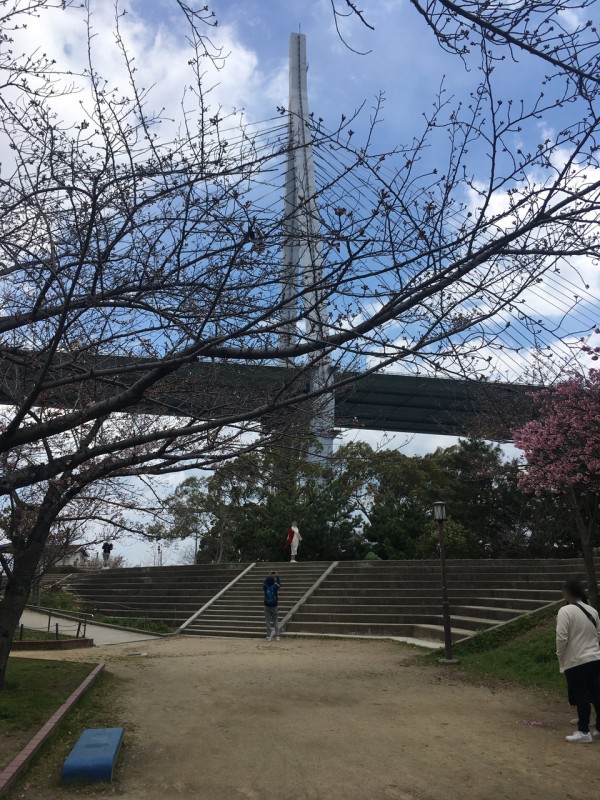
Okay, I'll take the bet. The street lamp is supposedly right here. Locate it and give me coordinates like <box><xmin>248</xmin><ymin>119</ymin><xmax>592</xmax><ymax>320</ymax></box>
<box><xmin>432</xmin><ymin>501</ymin><xmax>456</xmax><ymax>663</ymax></box>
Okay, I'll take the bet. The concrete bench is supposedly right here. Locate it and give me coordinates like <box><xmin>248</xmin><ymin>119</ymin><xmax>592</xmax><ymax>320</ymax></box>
<box><xmin>62</xmin><ymin>727</ymin><xmax>124</xmax><ymax>784</ymax></box>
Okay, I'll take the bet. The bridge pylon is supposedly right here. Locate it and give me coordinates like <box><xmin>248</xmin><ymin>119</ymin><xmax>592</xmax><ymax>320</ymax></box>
<box><xmin>280</xmin><ymin>33</ymin><xmax>336</xmax><ymax>461</ymax></box>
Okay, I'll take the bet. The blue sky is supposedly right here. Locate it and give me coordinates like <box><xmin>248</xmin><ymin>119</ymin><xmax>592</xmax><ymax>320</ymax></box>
<box><xmin>125</xmin><ymin>0</ymin><xmax>562</xmax><ymax>152</ymax></box>
<box><xmin>191</xmin><ymin>0</ymin><xmax>567</xmax><ymax>150</ymax></box>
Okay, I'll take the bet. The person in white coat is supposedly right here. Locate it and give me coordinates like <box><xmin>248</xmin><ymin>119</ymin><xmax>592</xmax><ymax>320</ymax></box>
<box><xmin>556</xmin><ymin>578</ymin><xmax>600</xmax><ymax>743</ymax></box>
<box><xmin>285</xmin><ymin>521</ymin><xmax>302</xmax><ymax>563</ymax></box>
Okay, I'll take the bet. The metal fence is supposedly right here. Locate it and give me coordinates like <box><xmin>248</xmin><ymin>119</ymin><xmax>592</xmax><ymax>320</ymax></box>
<box><xmin>18</xmin><ymin>609</ymin><xmax>88</xmax><ymax>640</ymax></box>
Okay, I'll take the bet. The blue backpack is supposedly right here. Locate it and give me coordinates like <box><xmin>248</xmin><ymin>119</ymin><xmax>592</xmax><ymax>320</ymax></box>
<box><xmin>264</xmin><ymin>582</ymin><xmax>278</xmax><ymax>606</ymax></box>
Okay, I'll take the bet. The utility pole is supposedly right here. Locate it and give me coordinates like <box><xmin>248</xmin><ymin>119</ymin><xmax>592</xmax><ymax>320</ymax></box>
<box><xmin>280</xmin><ymin>33</ymin><xmax>336</xmax><ymax>461</ymax></box>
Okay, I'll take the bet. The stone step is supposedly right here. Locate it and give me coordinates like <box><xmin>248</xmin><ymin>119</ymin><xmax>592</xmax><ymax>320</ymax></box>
<box><xmin>200</xmin><ymin>602</ymin><xmax>294</xmax><ymax>619</ymax></box>
<box><xmin>79</xmin><ymin>600</ymin><xmax>215</xmax><ymax>611</ymax></box>
<box><xmin>178</xmin><ymin>562</ymin><xmax>333</xmax><ymax>633</ymax></box>
<box><xmin>206</xmin><ymin>601</ymin><xmax>308</xmax><ymax>611</ymax></box>
<box><xmin>72</xmin><ymin>575</ymin><xmax>227</xmax><ymax>583</ymax></box>
<box><xmin>310</xmin><ymin>587</ymin><xmax>559</xmax><ymax>599</ymax></box>
<box><xmin>289</xmin><ymin>612</ymin><xmax>497</xmax><ymax>631</ymax></box>
<box><xmin>412</xmin><ymin>624</ymin><xmax>474</xmax><ymax>643</ymax></box>
<box><xmin>452</xmin><ymin>604</ymin><xmax>526</xmax><ymax>619</ymax></box>
<box><xmin>61</xmin><ymin>558</ymin><xmax>576</xmax><ymax>645</ymax></box>
<box><xmin>71</xmin><ymin>580</ymin><xmax>238</xmax><ymax>590</ymax></box>
<box><xmin>303</xmin><ymin>595</ymin><xmax>547</xmax><ymax>610</ymax></box>
<box><xmin>204</xmin><ymin>594</ymin><xmax>316</xmax><ymax>605</ymax></box>
<box><xmin>214</xmin><ymin>582</ymin><xmax>320</xmax><ymax>591</ymax></box>
<box><xmin>325</xmin><ymin>571</ymin><xmax>580</xmax><ymax>581</ymax></box>
<box><xmin>333</xmin><ymin>559</ymin><xmax>595</xmax><ymax>568</ymax></box>
<box><xmin>87</xmin><ymin>609</ymin><xmax>185</xmax><ymax>622</ymax></box>
<box><xmin>206</xmin><ymin>586</ymin><xmax>319</xmax><ymax>595</ymax></box>
<box><xmin>297</xmin><ymin>604</ymin><xmax>521</xmax><ymax>621</ymax></box>
<box><xmin>188</xmin><ymin>619</ymin><xmax>267</xmax><ymax>628</ymax></box>
<box><xmin>326</xmin><ymin>572</ymin><xmax>579</xmax><ymax>582</ymax></box>
<box><xmin>284</xmin><ymin>620</ymin><xmax>472</xmax><ymax>641</ymax></box>
<box><xmin>341</xmin><ymin>561</ymin><xmax>590</xmax><ymax>568</ymax></box>
<box><xmin>83</xmin><ymin>599</ymin><xmax>196</xmax><ymax>607</ymax></box>
<box><xmin>316</xmin><ymin>580</ymin><xmax>568</xmax><ymax>590</ymax></box>
<box><xmin>184</xmin><ymin>628</ymin><xmax>271</xmax><ymax>638</ymax></box>
<box><xmin>330</xmin><ymin>569</ymin><xmax>582</xmax><ymax>583</ymax></box>
<box><xmin>72</xmin><ymin>587</ymin><xmax>227</xmax><ymax>596</ymax></box>
<box><xmin>86</xmin><ymin>566</ymin><xmax>242</xmax><ymax>573</ymax></box>
<box><xmin>332</xmin><ymin>563</ymin><xmax>578</xmax><ymax>570</ymax></box>
<box><xmin>74</xmin><ymin>585</ymin><xmax>313</xmax><ymax>597</ymax></box>
<box><xmin>189</xmin><ymin>623</ymin><xmax>271</xmax><ymax>631</ymax></box>
<box><xmin>75</xmin><ymin>576</ymin><xmax>318</xmax><ymax>597</ymax></box>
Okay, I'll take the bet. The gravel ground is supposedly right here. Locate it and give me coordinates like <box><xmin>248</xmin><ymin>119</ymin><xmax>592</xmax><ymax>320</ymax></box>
<box><xmin>10</xmin><ymin>635</ymin><xmax>599</xmax><ymax>800</ymax></box>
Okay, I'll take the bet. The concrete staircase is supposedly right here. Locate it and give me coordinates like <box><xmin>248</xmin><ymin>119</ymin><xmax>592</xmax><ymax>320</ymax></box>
<box><xmin>63</xmin><ymin>558</ymin><xmax>594</xmax><ymax>644</ymax></box>
<box><xmin>284</xmin><ymin>559</ymin><xmax>589</xmax><ymax>642</ymax></box>
<box><xmin>66</xmin><ymin>564</ymin><xmax>246</xmax><ymax>627</ymax></box>
<box><xmin>182</xmin><ymin>562</ymin><xmax>332</xmax><ymax>638</ymax></box>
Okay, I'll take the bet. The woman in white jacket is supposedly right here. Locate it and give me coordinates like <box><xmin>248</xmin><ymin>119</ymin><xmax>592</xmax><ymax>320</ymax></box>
<box><xmin>557</xmin><ymin>579</ymin><xmax>600</xmax><ymax>743</ymax></box>
<box><xmin>286</xmin><ymin>521</ymin><xmax>302</xmax><ymax>563</ymax></box>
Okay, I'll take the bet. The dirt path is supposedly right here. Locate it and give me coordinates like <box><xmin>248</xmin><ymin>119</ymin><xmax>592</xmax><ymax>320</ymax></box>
<box><xmin>12</xmin><ymin>636</ymin><xmax>600</xmax><ymax>799</ymax></box>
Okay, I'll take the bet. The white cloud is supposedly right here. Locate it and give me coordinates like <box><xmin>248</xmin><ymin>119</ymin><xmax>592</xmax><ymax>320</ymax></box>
<box><xmin>10</xmin><ymin>1</ymin><xmax>282</xmax><ymax>142</ymax></box>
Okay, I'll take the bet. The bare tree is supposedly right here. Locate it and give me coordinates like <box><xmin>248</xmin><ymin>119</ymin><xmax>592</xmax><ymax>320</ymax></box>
<box><xmin>0</xmin><ymin>471</ymin><xmax>159</xmax><ymax>603</ymax></box>
<box><xmin>0</xmin><ymin>0</ymin><xmax>599</xmax><ymax>685</ymax></box>
<box><xmin>86</xmin><ymin>553</ymin><xmax>126</xmax><ymax>570</ymax></box>
<box><xmin>331</xmin><ymin>0</ymin><xmax>600</xmax><ymax>96</ymax></box>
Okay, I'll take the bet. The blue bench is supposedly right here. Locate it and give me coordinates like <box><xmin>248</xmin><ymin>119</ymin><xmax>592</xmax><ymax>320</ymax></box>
<box><xmin>62</xmin><ymin>728</ymin><xmax>124</xmax><ymax>785</ymax></box>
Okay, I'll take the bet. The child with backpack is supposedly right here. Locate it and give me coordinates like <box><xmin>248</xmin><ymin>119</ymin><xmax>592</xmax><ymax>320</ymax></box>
<box><xmin>263</xmin><ymin>571</ymin><xmax>281</xmax><ymax>641</ymax></box>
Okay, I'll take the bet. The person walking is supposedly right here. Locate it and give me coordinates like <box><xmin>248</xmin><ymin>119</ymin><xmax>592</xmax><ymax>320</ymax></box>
<box><xmin>557</xmin><ymin>578</ymin><xmax>600</xmax><ymax>743</ymax></box>
<box><xmin>263</xmin><ymin>571</ymin><xmax>281</xmax><ymax>642</ymax></box>
<box><xmin>285</xmin><ymin>521</ymin><xmax>302</xmax><ymax>563</ymax></box>
<box><xmin>102</xmin><ymin>541</ymin><xmax>113</xmax><ymax>568</ymax></box>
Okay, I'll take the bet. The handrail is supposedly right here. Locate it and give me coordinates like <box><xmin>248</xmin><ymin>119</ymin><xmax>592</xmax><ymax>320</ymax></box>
<box><xmin>176</xmin><ymin>562</ymin><xmax>256</xmax><ymax>633</ymax></box>
<box><xmin>280</xmin><ymin>561</ymin><xmax>339</xmax><ymax>631</ymax></box>
<box><xmin>26</xmin><ymin>603</ymin><xmax>94</xmax><ymax>619</ymax></box>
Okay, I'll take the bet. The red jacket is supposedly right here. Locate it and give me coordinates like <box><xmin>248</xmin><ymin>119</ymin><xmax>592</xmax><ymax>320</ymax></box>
<box><xmin>285</xmin><ymin>527</ymin><xmax>294</xmax><ymax>548</ymax></box>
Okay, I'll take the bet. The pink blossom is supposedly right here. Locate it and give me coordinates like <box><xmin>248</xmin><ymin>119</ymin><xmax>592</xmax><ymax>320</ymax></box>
<box><xmin>513</xmin><ymin>370</ymin><xmax>600</xmax><ymax>496</ymax></box>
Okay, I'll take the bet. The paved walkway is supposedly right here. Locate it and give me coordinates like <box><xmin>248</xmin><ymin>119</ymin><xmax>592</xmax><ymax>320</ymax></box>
<box><xmin>14</xmin><ymin>635</ymin><xmax>598</xmax><ymax>800</ymax></box>
<box><xmin>19</xmin><ymin>609</ymin><xmax>159</xmax><ymax>645</ymax></box>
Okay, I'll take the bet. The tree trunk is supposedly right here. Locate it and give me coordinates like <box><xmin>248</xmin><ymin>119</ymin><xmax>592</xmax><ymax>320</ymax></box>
<box><xmin>0</xmin><ymin>488</ymin><xmax>63</xmax><ymax>689</ymax></box>
<box><xmin>570</xmin><ymin>491</ymin><xmax>600</xmax><ymax>610</ymax></box>
<box><xmin>30</xmin><ymin>576</ymin><xmax>42</xmax><ymax>606</ymax></box>
<box><xmin>0</xmin><ymin>548</ymin><xmax>46</xmax><ymax>688</ymax></box>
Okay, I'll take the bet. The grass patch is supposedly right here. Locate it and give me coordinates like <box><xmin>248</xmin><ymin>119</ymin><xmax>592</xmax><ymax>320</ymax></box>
<box><xmin>4</xmin><ymin>669</ymin><xmax>127</xmax><ymax>799</ymax></box>
<box><xmin>39</xmin><ymin>590</ymin><xmax>82</xmax><ymax>613</ymax></box>
<box><xmin>16</xmin><ymin>627</ymin><xmax>74</xmax><ymax>642</ymax></box>
<box><xmin>427</xmin><ymin>607</ymin><xmax>565</xmax><ymax>695</ymax></box>
<box><xmin>456</xmin><ymin>617</ymin><xmax>563</xmax><ymax>694</ymax></box>
<box><xmin>92</xmin><ymin>615</ymin><xmax>172</xmax><ymax>634</ymax></box>
<box><xmin>0</xmin><ymin>658</ymin><xmax>95</xmax><ymax>770</ymax></box>
<box><xmin>453</xmin><ymin>606</ymin><xmax>560</xmax><ymax>656</ymax></box>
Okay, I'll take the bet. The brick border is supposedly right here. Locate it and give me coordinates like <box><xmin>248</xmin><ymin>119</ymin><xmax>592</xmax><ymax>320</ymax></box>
<box><xmin>0</xmin><ymin>662</ymin><xmax>105</xmax><ymax>797</ymax></box>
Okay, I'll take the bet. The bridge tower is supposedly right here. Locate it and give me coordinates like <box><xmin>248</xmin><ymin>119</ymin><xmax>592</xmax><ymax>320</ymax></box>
<box><xmin>280</xmin><ymin>33</ymin><xmax>336</xmax><ymax>460</ymax></box>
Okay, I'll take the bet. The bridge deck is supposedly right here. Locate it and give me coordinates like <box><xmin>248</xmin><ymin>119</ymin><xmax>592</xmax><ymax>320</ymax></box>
<box><xmin>0</xmin><ymin>355</ymin><xmax>535</xmax><ymax>437</ymax></box>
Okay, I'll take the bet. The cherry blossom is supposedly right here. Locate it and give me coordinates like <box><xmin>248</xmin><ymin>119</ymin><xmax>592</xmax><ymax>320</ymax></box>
<box><xmin>513</xmin><ymin>370</ymin><xmax>600</xmax><ymax>496</ymax></box>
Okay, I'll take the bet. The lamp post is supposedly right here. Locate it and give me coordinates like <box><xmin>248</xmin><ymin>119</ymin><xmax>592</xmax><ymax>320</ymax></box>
<box><xmin>432</xmin><ymin>501</ymin><xmax>456</xmax><ymax>663</ymax></box>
